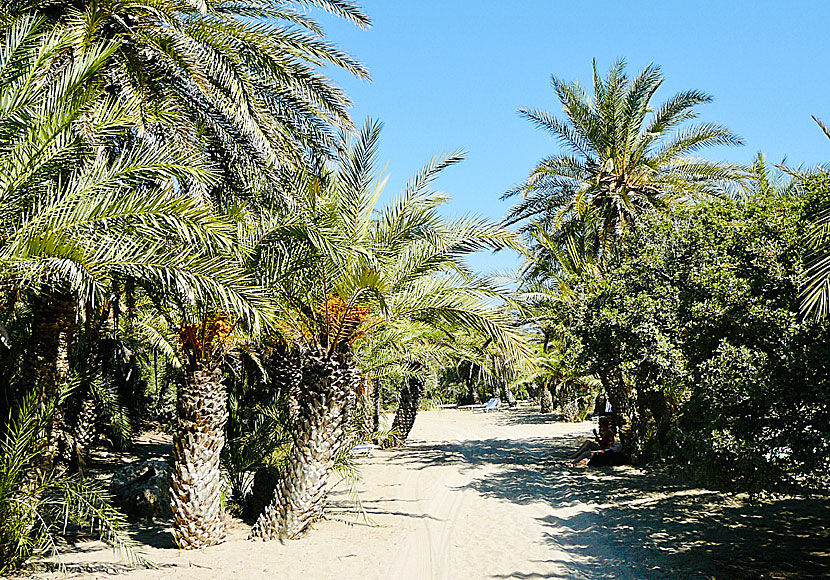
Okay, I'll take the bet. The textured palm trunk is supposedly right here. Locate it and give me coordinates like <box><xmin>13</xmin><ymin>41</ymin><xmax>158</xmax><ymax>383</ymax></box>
<box><xmin>372</xmin><ymin>378</ymin><xmax>381</xmax><ymax>434</ymax></box>
<box><xmin>250</xmin><ymin>350</ymin><xmax>356</xmax><ymax>541</ymax></box>
<box><xmin>267</xmin><ymin>348</ymin><xmax>302</xmax><ymax>427</ymax></box>
<box><xmin>384</xmin><ymin>376</ymin><xmax>424</xmax><ymax>448</ymax></box>
<box><xmin>501</xmin><ymin>383</ymin><xmax>517</xmax><ymax>407</ymax></box>
<box><xmin>269</xmin><ymin>349</ymin><xmax>301</xmax><ymax>395</ymax></box>
<box><xmin>68</xmin><ymin>313</ymin><xmax>106</xmax><ymax>473</ymax></box>
<box><xmin>25</xmin><ymin>289</ymin><xmax>76</xmax><ymax>474</ymax></box>
<box><xmin>539</xmin><ymin>381</ymin><xmax>554</xmax><ymax>414</ymax></box>
<box><xmin>70</xmin><ymin>395</ymin><xmax>99</xmax><ymax>473</ymax></box>
<box><xmin>170</xmin><ymin>361</ymin><xmax>228</xmax><ymax>549</ymax></box>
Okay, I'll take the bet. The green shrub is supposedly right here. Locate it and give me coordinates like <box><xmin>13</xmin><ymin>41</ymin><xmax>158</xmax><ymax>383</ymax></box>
<box><xmin>567</xmin><ymin>188</ymin><xmax>830</xmax><ymax>491</ymax></box>
<box><xmin>0</xmin><ymin>385</ymin><xmax>141</xmax><ymax>573</ymax></box>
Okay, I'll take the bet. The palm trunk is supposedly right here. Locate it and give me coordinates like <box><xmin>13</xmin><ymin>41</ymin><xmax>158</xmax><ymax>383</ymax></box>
<box><xmin>25</xmin><ymin>289</ymin><xmax>76</xmax><ymax>474</ymax></box>
<box><xmin>501</xmin><ymin>383</ymin><xmax>517</xmax><ymax>407</ymax></box>
<box><xmin>372</xmin><ymin>378</ymin><xmax>381</xmax><ymax>434</ymax></box>
<box><xmin>70</xmin><ymin>395</ymin><xmax>99</xmax><ymax>474</ymax></box>
<box><xmin>250</xmin><ymin>349</ymin><xmax>355</xmax><ymax>541</ymax></box>
<box><xmin>269</xmin><ymin>348</ymin><xmax>302</xmax><ymax>426</ymax></box>
<box><xmin>385</xmin><ymin>375</ymin><xmax>424</xmax><ymax>447</ymax></box>
<box><xmin>539</xmin><ymin>380</ymin><xmax>554</xmax><ymax>413</ymax></box>
<box><xmin>69</xmin><ymin>312</ymin><xmax>105</xmax><ymax>472</ymax></box>
<box><xmin>170</xmin><ymin>361</ymin><xmax>228</xmax><ymax>549</ymax></box>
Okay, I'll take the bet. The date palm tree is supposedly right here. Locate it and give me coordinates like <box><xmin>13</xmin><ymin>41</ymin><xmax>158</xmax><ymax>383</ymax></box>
<box><xmin>0</xmin><ymin>20</ymin><xmax>275</xmax><ymax>553</ymax></box>
<box><xmin>506</xmin><ymin>60</ymin><xmax>745</xmax><ymax>440</ymax></box>
<box><xmin>358</xmin><ymin>322</ymin><xmax>480</xmax><ymax>447</ymax></box>
<box><xmin>2</xmin><ymin>0</ymin><xmax>371</xmax><ymax>549</ymax></box>
<box><xmin>0</xmin><ymin>16</ymin><xmax>202</xmax><ymax>460</ymax></box>
<box><xmin>3</xmin><ymin>0</ymin><xmax>370</xmax><ymax>190</ymax></box>
<box><xmin>505</xmin><ymin>59</ymin><xmax>743</xmax><ymax>264</ymax></box>
<box><xmin>246</xmin><ymin>120</ymin><xmax>528</xmax><ymax>540</ymax></box>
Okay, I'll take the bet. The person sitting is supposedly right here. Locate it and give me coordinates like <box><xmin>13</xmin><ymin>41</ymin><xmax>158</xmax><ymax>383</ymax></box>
<box><xmin>586</xmin><ymin>442</ymin><xmax>625</xmax><ymax>467</ymax></box>
<box><xmin>566</xmin><ymin>416</ymin><xmax>615</xmax><ymax>467</ymax></box>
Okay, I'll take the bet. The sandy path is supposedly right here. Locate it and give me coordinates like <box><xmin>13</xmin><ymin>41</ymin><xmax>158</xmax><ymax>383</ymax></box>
<box><xmin>31</xmin><ymin>407</ymin><xmax>830</xmax><ymax>580</ymax></box>
<box><xmin>381</xmin><ymin>411</ymin><xmax>580</xmax><ymax>580</ymax></box>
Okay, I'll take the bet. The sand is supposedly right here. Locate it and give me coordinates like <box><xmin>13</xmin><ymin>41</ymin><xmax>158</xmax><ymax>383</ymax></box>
<box><xmin>26</xmin><ymin>406</ymin><xmax>830</xmax><ymax>580</ymax></box>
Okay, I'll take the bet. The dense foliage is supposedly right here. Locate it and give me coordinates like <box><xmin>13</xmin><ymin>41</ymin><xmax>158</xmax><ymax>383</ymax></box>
<box><xmin>550</xmin><ymin>178</ymin><xmax>830</xmax><ymax>491</ymax></box>
<box><xmin>509</xmin><ymin>60</ymin><xmax>830</xmax><ymax>494</ymax></box>
<box><xmin>0</xmin><ymin>2</ymin><xmax>828</xmax><ymax>571</ymax></box>
<box><xmin>0</xmin><ymin>3</ymin><xmax>532</xmax><ymax>566</ymax></box>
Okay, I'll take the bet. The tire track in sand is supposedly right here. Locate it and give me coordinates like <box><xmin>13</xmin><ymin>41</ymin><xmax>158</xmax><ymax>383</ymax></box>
<box><xmin>388</xmin><ymin>420</ymin><xmax>533</xmax><ymax>580</ymax></box>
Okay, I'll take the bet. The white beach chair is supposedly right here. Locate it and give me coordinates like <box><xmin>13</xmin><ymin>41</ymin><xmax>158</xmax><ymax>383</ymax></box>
<box><xmin>349</xmin><ymin>443</ymin><xmax>380</xmax><ymax>457</ymax></box>
<box><xmin>480</xmin><ymin>397</ymin><xmax>500</xmax><ymax>412</ymax></box>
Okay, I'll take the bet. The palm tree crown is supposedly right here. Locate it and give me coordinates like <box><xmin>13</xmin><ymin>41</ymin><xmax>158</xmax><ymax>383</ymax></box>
<box><xmin>505</xmin><ymin>59</ymin><xmax>743</xmax><ymax>264</ymax></box>
<box><xmin>3</xmin><ymin>0</ymin><xmax>371</xmax><ymax>193</ymax></box>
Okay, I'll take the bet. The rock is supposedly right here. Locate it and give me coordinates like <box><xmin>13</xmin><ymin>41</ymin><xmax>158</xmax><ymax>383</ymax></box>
<box><xmin>110</xmin><ymin>459</ymin><xmax>173</xmax><ymax>519</ymax></box>
<box><xmin>246</xmin><ymin>467</ymin><xmax>280</xmax><ymax>519</ymax></box>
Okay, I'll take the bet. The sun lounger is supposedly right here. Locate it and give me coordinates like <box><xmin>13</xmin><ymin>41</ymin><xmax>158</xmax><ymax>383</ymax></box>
<box><xmin>349</xmin><ymin>443</ymin><xmax>380</xmax><ymax>457</ymax></box>
<box><xmin>458</xmin><ymin>397</ymin><xmax>501</xmax><ymax>412</ymax></box>
<box><xmin>481</xmin><ymin>397</ymin><xmax>500</xmax><ymax>412</ymax></box>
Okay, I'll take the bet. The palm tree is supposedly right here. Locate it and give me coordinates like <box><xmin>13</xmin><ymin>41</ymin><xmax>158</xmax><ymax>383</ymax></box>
<box><xmin>506</xmin><ymin>60</ymin><xmax>744</xmax><ymax>443</ymax></box>
<box><xmin>4</xmin><ymin>0</ymin><xmax>370</xmax><ymax>192</ymax></box>
<box><xmin>505</xmin><ymin>59</ymin><xmax>743</xmax><ymax>264</ymax></box>
<box><xmin>170</xmin><ymin>315</ymin><xmax>237</xmax><ymax>548</ymax></box>
<box><xmin>0</xmin><ymin>16</ymin><xmax>208</xmax><ymax>463</ymax></box>
<box><xmin>125</xmin><ymin>207</ymin><xmax>277</xmax><ymax>548</ymax></box>
<box><xmin>246</xmin><ymin>120</ymin><xmax>528</xmax><ymax>540</ymax></box>
<box><xmin>359</xmin><ymin>322</ymin><xmax>474</xmax><ymax>447</ymax></box>
<box><xmin>4</xmin><ymin>0</ymin><xmax>370</xmax><ymax>179</ymax></box>
<box><xmin>801</xmin><ymin>117</ymin><xmax>830</xmax><ymax>320</ymax></box>
<box><xmin>0</xmin><ymin>18</ymin><xmax>276</xmax><ymax>550</ymax></box>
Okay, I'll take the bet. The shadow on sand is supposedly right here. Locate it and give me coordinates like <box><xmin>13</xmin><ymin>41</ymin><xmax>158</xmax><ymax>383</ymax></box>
<box><xmin>394</xmin><ymin>417</ymin><xmax>830</xmax><ymax>580</ymax></box>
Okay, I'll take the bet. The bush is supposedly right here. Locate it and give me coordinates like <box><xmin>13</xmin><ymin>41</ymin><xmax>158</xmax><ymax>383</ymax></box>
<box><xmin>0</xmin><ymin>387</ymin><xmax>140</xmax><ymax>573</ymax></box>
<box><xmin>566</xmin><ymin>188</ymin><xmax>830</xmax><ymax>491</ymax></box>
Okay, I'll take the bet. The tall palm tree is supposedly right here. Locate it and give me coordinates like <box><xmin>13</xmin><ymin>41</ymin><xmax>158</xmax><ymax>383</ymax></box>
<box><xmin>246</xmin><ymin>120</ymin><xmax>528</xmax><ymax>540</ymax></box>
<box><xmin>170</xmin><ymin>314</ymin><xmax>237</xmax><ymax>548</ymax></box>
<box><xmin>0</xmin><ymin>16</ymin><xmax>204</xmax><ymax>460</ymax></box>
<box><xmin>505</xmin><ymin>59</ymin><xmax>743</xmax><ymax>264</ymax></box>
<box><xmin>4</xmin><ymin>0</ymin><xmax>371</xmax><ymax>187</ymax></box>
<box><xmin>0</xmin><ymin>19</ymin><xmax>275</xmax><ymax>552</ymax></box>
<box><xmin>358</xmin><ymin>321</ymin><xmax>477</xmax><ymax>447</ymax></box>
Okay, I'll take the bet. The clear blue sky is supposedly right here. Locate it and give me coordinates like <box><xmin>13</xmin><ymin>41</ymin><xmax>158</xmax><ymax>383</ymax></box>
<box><xmin>317</xmin><ymin>1</ymin><xmax>830</xmax><ymax>273</ymax></box>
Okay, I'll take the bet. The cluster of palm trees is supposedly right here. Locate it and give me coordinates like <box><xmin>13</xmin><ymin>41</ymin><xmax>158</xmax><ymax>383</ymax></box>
<box><xmin>504</xmin><ymin>59</ymin><xmax>745</xmax><ymax>429</ymax></box>
<box><xmin>0</xmin><ymin>1</ymin><xmax>529</xmax><ymax>565</ymax></box>
<box><xmin>5</xmin><ymin>2</ymin><xmax>826</xmax><ymax>567</ymax></box>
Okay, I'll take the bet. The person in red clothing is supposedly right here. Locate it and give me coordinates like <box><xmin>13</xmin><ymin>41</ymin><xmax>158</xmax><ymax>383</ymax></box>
<box><xmin>565</xmin><ymin>416</ymin><xmax>615</xmax><ymax>467</ymax></box>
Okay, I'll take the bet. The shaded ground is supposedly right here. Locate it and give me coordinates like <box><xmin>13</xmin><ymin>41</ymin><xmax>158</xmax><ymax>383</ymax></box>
<box><xmin>23</xmin><ymin>406</ymin><xmax>830</xmax><ymax>580</ymax></box>
<box><xmin>397</xmin><ymin>412</ymin><xmax>830</xmax><ymax>580</ymax></box>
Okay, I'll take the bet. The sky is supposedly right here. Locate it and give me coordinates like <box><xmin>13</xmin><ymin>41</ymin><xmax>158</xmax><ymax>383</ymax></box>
<box><xmin>316</xmin><ymin>1</ymin><xmax>830</xmax><ymax>273</ymax></box>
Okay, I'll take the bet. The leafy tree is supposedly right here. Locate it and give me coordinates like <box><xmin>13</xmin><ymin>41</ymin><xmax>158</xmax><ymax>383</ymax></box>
<box><xmin>800</xmin><ymin>118</ymin><xmax>830</xmax><ymax>319</ymax></box>
<box><xmin>565</xmin><ymin>166</ymin><xmax>830</xmax><ymax>490</ymax></box>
